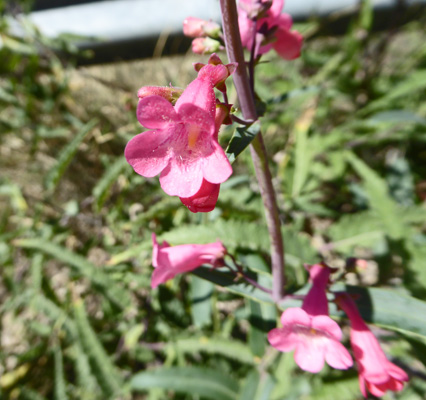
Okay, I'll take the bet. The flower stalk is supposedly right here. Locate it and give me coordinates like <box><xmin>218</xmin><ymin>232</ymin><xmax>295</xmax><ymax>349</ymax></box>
<box><xmin>219</xmin><ymin>0</ymin><xmax>285</xmax><ymax>302</ymax></box>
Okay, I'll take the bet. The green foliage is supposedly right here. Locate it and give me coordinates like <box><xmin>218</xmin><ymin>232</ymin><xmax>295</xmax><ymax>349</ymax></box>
<box><xmin>73</xmin><ymin>301</ymin><xmax>124</xmax><ymax>398</ymax></box>
<box><xmin>131</xmin><ymin>367</ymin><xmax>240</xmax><ymax>400</ymax></box>
<box><xmin>45</xmin><ymin>119</ymin><xmax>98</xmax><ymax>192</ymax></box>
<box><xmin>226</xmin><ymin>122</ymin><xmax>261</xmax><ymax>163</ymax></box>
<box><xmin>1</xmin><ymin>3</ymin><xmax>426</xmax><ymax>399</ymax></box>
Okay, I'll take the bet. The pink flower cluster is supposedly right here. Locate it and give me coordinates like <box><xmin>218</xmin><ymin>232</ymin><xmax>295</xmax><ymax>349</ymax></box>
<box><xmin>268</xmin><ymin>263</ymin><xmax>409</xmax><ymax>397</ymax></box>
<box><xmin>238</xmin><ymin>0</ymin><xmax>303</xmax><ymax>59</ymax></box>
<box><xmin>125</xmin><ymin>54</ymin><xmax>236</xmax><ymax>213</ymax></box>
<box><xmin>147</xmin><ymin>240</ymin><xmax>409</xmax><ymax>397</ymax></box>
<box><xmin>183</xmin><ymin>17</ymin><xmax>223</xmax><ymax>55</ymax></box>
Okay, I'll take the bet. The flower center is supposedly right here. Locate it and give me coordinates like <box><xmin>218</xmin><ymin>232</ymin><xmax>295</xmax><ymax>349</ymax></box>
<box><xmin>188</xmin><ymin>125</ymin><xmax>201</xmax><ymax>149</ymax></box>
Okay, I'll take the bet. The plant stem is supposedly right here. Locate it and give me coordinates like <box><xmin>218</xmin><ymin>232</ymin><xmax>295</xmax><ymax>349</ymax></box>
<box><xmin>219</xmin><ymin>0</ymin><xmax>285</xmax><ymax>302</ymax></box>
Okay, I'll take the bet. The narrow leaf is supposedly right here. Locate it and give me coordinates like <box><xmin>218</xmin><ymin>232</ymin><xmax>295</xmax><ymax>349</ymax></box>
<box><xmin>14</xmin><ymin>238</ymin><xmax>131</xmax><ymax>309</ymax></box>
<box><xmin>73</xmin><ymin>300</ymin><xmax>123</xmax><ymax>398</ymax></box>
<box><xmin>190</xmin><ymin>276</ymin><xmax>213</xmax><ymax>327</ymax></box>
<box><xmin>92</xmin><ymin>157</ymin><xmax>128</xmax><ymax>211</ymax></box>
<box><xmin>53</xmin><ymin>346</ymin><xmax>68</xmax><ymax>400</ymax></box>
<box><xmin>131</xmin><ymin>367</ymin><xmax>239</xmax><ymax>400</ymax></box>
<box><xmin>167</xmin><ymin>336</ymin><xmax>258</xmax><ymax>365</ymax></box>
<box><xmin>45</xmin><ymin>119</ymin><xmax>98</xmax><ymax>192</ymax></box>
<box><xmin>346</xmin><ymin>151</ymin><xmax>405</xmax><ymax>239</ymax></box>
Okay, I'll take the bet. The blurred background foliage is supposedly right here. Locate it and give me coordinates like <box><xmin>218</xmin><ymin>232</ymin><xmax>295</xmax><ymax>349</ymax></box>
<box><xmin>1</xmin><ymin>0</ymin><xmax>426</xmax><ymax>399</ymax></box>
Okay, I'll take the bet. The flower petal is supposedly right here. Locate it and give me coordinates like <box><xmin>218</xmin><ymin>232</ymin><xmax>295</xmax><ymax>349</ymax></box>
<box><xmin>269</xmin><ymin>0</ymin><xmax>284</xmax><ymax>19</ymax></box>
<box><xmin>325</xmin><ymin>341</ymin><xmax>353</xmax><ymax>370</ymax></box>
<box><xmin>178</xmin><ymin>103</ymin><xmax>215</xmax><ymax>136</ymax></box>
<box><xmin>180</xmin><ymin>180</ymin><xmax>220</xmax><ymax>213</ymax></box>
<box><xmin>268</xmin><ymin>326</ymin><xmax>300</xmax><ymax>352</ymax></box>
<box><xmin>124</xmin><ymin>129</ymin><xmax>171</xmax><ymax>178</ymax></box>
<box><xmin>137</xmin><ymin>95</ymin><xmax>178</xmax><ymax>129</ymax></box>
<box><xmin>273</xmin><ymin>27</ymin><xmax>303</xmax><ymax>60</ymax></box>
<box><xmin>294</xmin><ymin>341</ymin><xmax>325</xmax><ymax>373</ymax></box>
<box><xmin>312</xmin><ymin>315</ymin><xmax>343</xmax><ymax>341</ymax></box>
<box><xmin>159</xmin><ymin>157</ymin><xmax>204</xmax><ymax>197</ymax></box>
<box><xmin>151</xmin><ymin>240</ymin><xmax>225</xmax><ymax>288</ymax></box>
<box><xmin>280</xmin><ymin>307</ymin><xmax>310</xmax><ymax>326</ymax></box>
<box><xmin>175</xmin><ymin>79</ymin><xmax>216</xmax><ymax>123</ymax></box>
<box><xmin>202</xmin><ymin>142</ymin><xmax>233</xmax><ymax>184</ymax></box>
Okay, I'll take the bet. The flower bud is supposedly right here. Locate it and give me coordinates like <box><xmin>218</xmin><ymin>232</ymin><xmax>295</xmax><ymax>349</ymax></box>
<box><xmin>137</xmin><ymin>85</ymin><xmax>183</xmax><ymax>105</ymax></box>
<box><xmin>183</xmin><ymin>17</ymin><xmax>221</xmax><ymax>38</ymax></box>
<box><xmin>191</xmin><ymin>37</ymin><xmax>222</xmax><ymax>55</ymax></box>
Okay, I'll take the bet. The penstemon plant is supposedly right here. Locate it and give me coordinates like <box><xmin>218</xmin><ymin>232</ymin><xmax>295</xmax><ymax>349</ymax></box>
<box><xmin>125</xmin><ymin>0</ymin><xmax>411</xmax><ymax>397</ymax></box>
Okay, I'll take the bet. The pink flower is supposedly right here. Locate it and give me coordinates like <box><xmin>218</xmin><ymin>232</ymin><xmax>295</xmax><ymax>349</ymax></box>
<box><xmin>238</xmin><ymin>0</ymin><xmax>303</xmax><ymax>59</ymax></box>
<box><xmin>268</xmin><ymin>263</ymin><xmax>353</xmax><ymax>373</ymax></box>
<box><xmin>179</xmin><ymin>94</ymin><xmax>233</xmax><ymax>213</ymax></box>
<box><xmin>125</xmin><ymin>58</ymin><xmax>233</xmax><ymax>199</ymax></box>
<box><xmin>336</xmin><ymin>293</ymin><xmax>409</xmax><ymax>397</ymax></box>
<box><xmin>183</xmin><ymin>17</ymin><xmax>221</xmax><ymax>38</ymax></box>
<box><xmin>151</xmin><ymin>234</ymin><xmax>226</xmax><ymax>288</ymax></box>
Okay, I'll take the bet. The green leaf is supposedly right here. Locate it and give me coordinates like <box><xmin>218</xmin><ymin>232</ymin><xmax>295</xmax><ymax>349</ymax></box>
<box><xmin>167</xmin><ymin>336</ymin><xmax>258</xmax><ymax>365</ymax></box>
<box><xmin>327</xmin><ymin>211</ymin><xmax>385</xmax><ymax>253</ymax></box>
<box><xmin>346</xmin><ymin>151</ymin><xmax>405</xmax><ymax>239</ymax></box>
<box><xmin>14</xmin><ymin>238</ymin><xmax>131</xmax><ymax>310</ymax></box>
<box><xmin>369</xmin><ymin>110</ymin><xmax>426</xmax><ymax>125</ymax></box>
<box><xmin>360</xmin><ymin>70</ymin><xmax>426</xmax><ymax>115</ymax></box>
<box><xmin>131</xmin><ymin>367</ymin><xmax>239</xmax><ymax>400</ymax></box>
<box><xmin>92</xmin><ymin>157</ymin><xmax>128</xmax><ymax>211</ymax></box>
<box><xmin>247</xmin><ymin>300</ymin><xmax>276</xmax><ymax>357</ymax></box>
<box><xmin>193</xmin><ymin>266</ymin><xmax>273</xmax><ymax>305</ymax></box>
<box><xmin>307</xmin><ymin>377</ymin><xmax>360</xmax><ymax>400</ymax></box>
<box><xmin>253</xmin><ymin>373</ymin><xmax>276</xmax><ymax>400</ymax></box>
<box><xmin>73</xmin><ymin>300</ymin><xmax>123</xmax><ymax>399</ymax></box>
<box><xmin>70</xmin><ymin>344</ymin><xmax>100</xmax><ymax>400</ymax></box>
<box><xmin>161</xmin><ymin>220</ymin><xmax>317</xmax><ymax>269</ymax></box>
<box><xmin>161</xmin><ymin>220</ymin><xmax>270</xmax><ymax>252</ymax></box>
<box><xmin>45</xmin><ymin>119</ymin><xmax>98</xmax><ymax>192</ymax></box>
<box><xmin>18</xmin><ymin>388</ymin><xmax>48</xmax><ymax>400</ymax></box>
<box><xmin>190</xmin><ymin>276</ymin><xmax>213</xmax><ymax>327</ymax></box>
<box><xmin>53</xmin><ymin>346</ymin><xmax>68</xmax><ymax>400</ymax></box>
<box><xmin>32</xmin><ymin>295</ymin><xmax>78</xmax><ymax>341</ymax></box>
<box><xmin>238</xmin><ymin>370</ymin><xmax>260</xmax><ymax>400</ymax></box>
<box><xmin>226</xmin><ymin>122</ymin><xmax>261</xmax><ymax>164</ymax></box>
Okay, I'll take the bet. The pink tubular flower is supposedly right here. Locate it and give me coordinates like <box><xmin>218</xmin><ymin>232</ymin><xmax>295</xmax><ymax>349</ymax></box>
<box><xmin>125</xmin><ymin>55</ymin><xmax>233</xmax><ymax>199</ymax></box>
<box><xmin>179</xmin><ymin>95</ymin><xmax>233</xmax><ymax>212</ymax></box>
<box><xmin>238</xmin><ymin>0</ymin><xmax>303</xmax><ymax>59</ymax></box>
<box><xmin>151</xmin><ymin>234</ymin><xmax>226</xmax><ymax>288</ymax></box>
<box><xmin>336</xmin><ymin>293</ymin><xmax>409</xmax><ymax>397</ymax></box>
<box><xmin>268</xmin><ymin>263</ymin><xmax>353</xmax><ymax>373</ymax></box>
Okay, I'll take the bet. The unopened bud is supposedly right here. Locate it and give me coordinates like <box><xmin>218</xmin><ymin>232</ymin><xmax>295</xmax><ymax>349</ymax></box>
<box><xmin>183</xmin><ymin>17</ymin><xmax>221</xmax><ymax>38</ymax></box>
<box><xmin>137</xmin><ymin>85</ymin><xmax>183</xmax><ymax>104</ymax></box>
<box><xmin>191</xmin><ymin>37</ymin><xmax>222</xmax><ymax>55</ymax></box>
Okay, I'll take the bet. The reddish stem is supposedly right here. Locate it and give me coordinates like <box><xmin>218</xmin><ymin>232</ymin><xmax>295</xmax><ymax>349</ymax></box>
<box><xmin>219</xmin><ymin>0</ymin><xmax>285</xmax><ymax>302</ymax></box>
